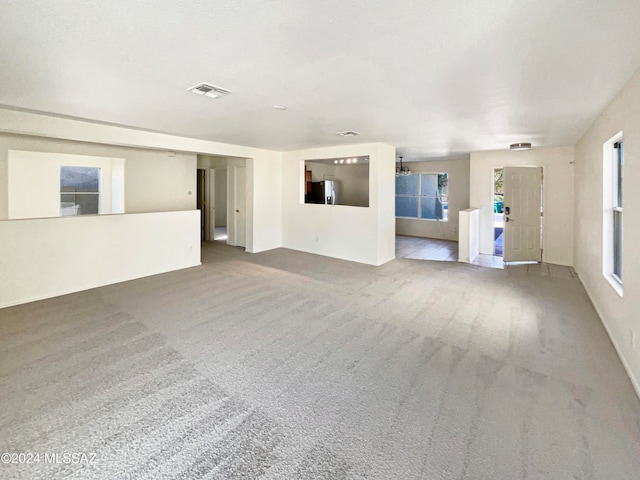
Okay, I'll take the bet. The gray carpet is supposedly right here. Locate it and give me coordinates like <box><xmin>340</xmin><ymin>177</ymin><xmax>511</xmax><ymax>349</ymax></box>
<box><xmin>1</xmin><ymin>242</ymin><xmax>639</xmax><ymax>479</ymax></box>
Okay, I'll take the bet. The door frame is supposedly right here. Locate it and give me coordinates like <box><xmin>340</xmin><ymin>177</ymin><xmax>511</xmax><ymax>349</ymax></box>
<box><xmin>196</xmin><ymin>167</ymin><xmax>217</xmax><ymax>242</ymax></box>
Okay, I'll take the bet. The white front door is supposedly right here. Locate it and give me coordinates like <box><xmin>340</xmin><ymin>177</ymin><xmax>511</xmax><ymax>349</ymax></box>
<box><xmin>234</xmin><ymin>165</ymin><xmax>246</xmax><ymax>247</ymax></box>
<box><xmin>503</xmin><ymin>166</ymin><xmax>542</xmax><ymax>262</ymax></box>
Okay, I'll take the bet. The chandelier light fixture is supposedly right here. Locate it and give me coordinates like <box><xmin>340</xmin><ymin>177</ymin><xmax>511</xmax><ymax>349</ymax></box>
<box><xmin>396</xmin><ymin>156</ymin><xmax>411</xmax><ymax>176</ymax></box>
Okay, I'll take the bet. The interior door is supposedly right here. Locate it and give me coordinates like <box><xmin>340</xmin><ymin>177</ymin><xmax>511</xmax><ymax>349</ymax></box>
<box><xmin>503</xmin><ymin>166</ymin><xmax>542</xmax><ymax>262</ymax></box>
<box><xmin>234</xmin><ymin>165</ymin><xmax>246</xmax><ymax>247</ymax></box>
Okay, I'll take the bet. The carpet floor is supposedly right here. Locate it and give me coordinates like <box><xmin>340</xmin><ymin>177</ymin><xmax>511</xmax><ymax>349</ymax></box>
<box><xmin>1</xmin><ymin>242</ymin><xmax>639</xmax><ymax>479</ymax></box>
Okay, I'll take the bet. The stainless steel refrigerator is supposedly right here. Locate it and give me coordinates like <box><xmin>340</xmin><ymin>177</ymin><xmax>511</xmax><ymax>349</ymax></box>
<box><xmin>308</xmin><ymin>180</ymin><xmax>339</xmax><ymax>205</ymax></box>
<box><xmin>323</xmin><ymin>180</ymin><xmax>338</xmax><ymax>205</ymax></box>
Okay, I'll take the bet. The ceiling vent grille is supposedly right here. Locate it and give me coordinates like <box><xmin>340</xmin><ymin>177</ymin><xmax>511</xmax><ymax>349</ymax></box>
<box><xmin>188</xmin><ymin>82</ymin><xmax>232</xmax><ymax>99</ymax></box>
<box><xmin>336</xmin><ymin>130</ymin><xmax>360</xmax><ymax>137</ymax></box>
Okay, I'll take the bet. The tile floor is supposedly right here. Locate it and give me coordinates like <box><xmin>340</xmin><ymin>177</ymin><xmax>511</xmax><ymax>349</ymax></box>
<box><xmin>395</xmin><ymin>235</ymin><xmax>577</xmax><ymax>277</ymax></box>
<box><xmin>396</xmin><ymin>235</ymin><xmax>459</xmax><ymax>262</ymax></box>
<box><xmin>472</xmin><ymin>252</ymin><xmax>506</xmax><ymax>269</ymax></box>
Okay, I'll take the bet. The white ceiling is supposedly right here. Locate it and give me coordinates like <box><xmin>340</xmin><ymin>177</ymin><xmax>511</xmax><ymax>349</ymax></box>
<box><xmin>2</xmin><ymin>0</ymin><xmax>640</xmax><ymax>160</ymax></box>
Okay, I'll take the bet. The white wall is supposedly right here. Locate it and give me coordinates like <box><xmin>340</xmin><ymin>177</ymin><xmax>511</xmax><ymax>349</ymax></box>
<box><xmin>470</xmin><ymin>146</ymin><xmax>575</xmax><ymax>266</ymax></box>
<box><xmin>125</xmin><ymin>151</ymin><xmax>195</xmax><ymax>213</ymax></box>
<box><xmin>0</xmin><ymin>210</ymin><xmax>201</xmax><ymax>308</ymax></box>
<box><xmin>396</xmin><ymin>158</ymin><xmax>470</xmax><ymax>241</ymax></box>
<box><xmin>0</xmin><ymin>108</ymin><xmax>284</xmax><ymax>254</ymax></box>
<box><xmin>574</xmin><ymin>70</ymin><xmax>640</xmax><ymax>397</ymax></box>
<box><xmin>0</xmin><ymin>109</ymin><xmax>287</xmax><ymax>311</ymax></box>
<box><xmin>0</xmin><ymin>132</ymin><xmax>196</xmax><ymax>219</ymax></box>
<box><xmin>8</xmin><ymin>150</ymin><xmax>124</xmax><ymax>219</ymax></box>
<box><xmin>375</xmin><ymin>145</ymin><xmax>398</xmax><ymax>264</ymax></box>
<box><xmin>248</xmin><ymin>151</ymin><xmax>283</xmax><ymax>253</ymax></box>
<box><xmin>458</xmin><ymin>209</ymin><xmax>479</xmax><ymax>263</ymax></box>
<box><xmin>282</xmin><ymin>143</ymin><xmax>395</xmax><ymax>266</ymax></box>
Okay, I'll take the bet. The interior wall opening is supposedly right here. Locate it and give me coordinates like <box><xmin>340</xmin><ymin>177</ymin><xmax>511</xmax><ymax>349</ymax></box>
<box><xmin>196</xmin><ymin>154</ymin><xmax>247</xmax><ymax>248</ymax></box>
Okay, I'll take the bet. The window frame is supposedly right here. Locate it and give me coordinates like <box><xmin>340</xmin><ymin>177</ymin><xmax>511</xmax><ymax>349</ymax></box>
<box><xmin>602</xmin><ymin>133</ymin><xmax>623</xmax><ymax>296</ymax></box>
<box><xmin>612</xmin><ymin>141</ymin><xmax>623</xmax><ymax>282</ymax></box>
<box><xmin>395</xmin><ymin>172</ymin><xmax>448</xmax><ymax>221</ymax></box>
<box><xmin>60</xmin><ymin>165</ymin><xmax>102</xmax><ymax>217</ymax></box>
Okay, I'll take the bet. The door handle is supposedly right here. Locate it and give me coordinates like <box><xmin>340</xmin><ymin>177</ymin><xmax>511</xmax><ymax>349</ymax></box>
<box><xmin>236</xmin><ymin>209</ymin><xmax>240</xmax><ymax>213</ymax></box>
<box><xmin>505</xmin><ymin>217</ymin><xmax>515</xmax><ymax>222</ymax></box>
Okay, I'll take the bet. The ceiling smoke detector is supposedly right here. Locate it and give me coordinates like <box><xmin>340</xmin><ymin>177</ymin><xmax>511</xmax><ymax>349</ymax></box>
<box><xmin>510</xmin><ymin>142</ymin><xmax>532</xmax><ymax>151</ymax></box>
<box><xmin>188</xmin><ymin>82</ymin><xmax>232</xmax><ymax>99</ymax></box>
<box><xmin>336</xmin><ymin>130</ymin><xmax>360</xmax><ymax>137</ymax></box>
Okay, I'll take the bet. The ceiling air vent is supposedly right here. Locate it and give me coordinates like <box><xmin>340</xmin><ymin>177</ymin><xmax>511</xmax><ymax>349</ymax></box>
<box><xmin>336</xmin><ymin>130</ymin><xmax>360</xmax><ymax>137</ymax></box>
<box><xmin>188</xmin><ymin>82</ymin><xmax>232</xmax><ymax>99</ymax></box>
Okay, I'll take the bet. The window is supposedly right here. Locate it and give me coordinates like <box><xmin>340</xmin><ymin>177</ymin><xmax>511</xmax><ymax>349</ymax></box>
<box><xmin>60</xmin><ymin>166</ymin><xmax>101</xmax><ymax>216</ymax></box>
<box><xmin>395</xmin><ymin>174</ymin><xmax>419</xmax><ymax>218</ymax></box>
<box><xmin>395</xmin><ymin>173</ymin><xmax>448</xmax><ymax>220</ymax></box>
<box><xmin>603</xmin><ymin>133</ymin><xmax>623</xmax><ymax>295</ymax></box>
<box><xmin>613</xmin><ymin>141</ymin><xmax>623</xmax><ymax>280</ymax></box>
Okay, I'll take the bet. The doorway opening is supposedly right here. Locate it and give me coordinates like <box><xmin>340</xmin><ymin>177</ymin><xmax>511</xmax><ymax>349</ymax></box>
<box><xmin>213</xmin><ymin>168</ymin><xmax>228</xmax><ymax>241</ymax></box>
<box><xmin>493</xmin><ymin>168</ymin><xmax>504</xmax><ymax>256</ymax></box>
<box><xmin>196</xmin><ymin>155</ymin><xmax>247</xmax><ymax>248</ymax></box>
<box><xmin>196</xmin><ymin>168</ymin><xmax>208</xmax><ymax>241</ymax></box>
<box><xmin>196</xmin><ymin>167</ymin><xmax>228</xmax><ymax>242</ymax></box>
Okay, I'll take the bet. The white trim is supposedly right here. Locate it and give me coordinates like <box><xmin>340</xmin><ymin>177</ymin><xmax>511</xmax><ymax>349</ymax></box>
<box><xmin>395</xmin><ymin>172</ymin><xmax>449</xmax><ymax>221</ymax></box>
<box><xmin>602</xmin><ymin>131</ymin><xmax>623</xmax><ymax>294</ymax></box>
<box><xmin>0</xmin><ymin>107</ymin><xmax>272</xmax><ymax>158</ymax></box>
<box><xmin>604</xmin><ymin>274</ymin><xmax>623</xmax><ymax>297</ymax></box>
<box><xmin>579</xmin><ymin>273</ymin><xmax>640</xmax><ymax>400</ymax></box>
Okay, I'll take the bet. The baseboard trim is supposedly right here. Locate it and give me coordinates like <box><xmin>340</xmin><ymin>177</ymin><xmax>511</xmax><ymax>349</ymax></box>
<box><xmin>578</xmin><ymin>272</ymin><xmax>640</xmax><ymax>401</ymax></box>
